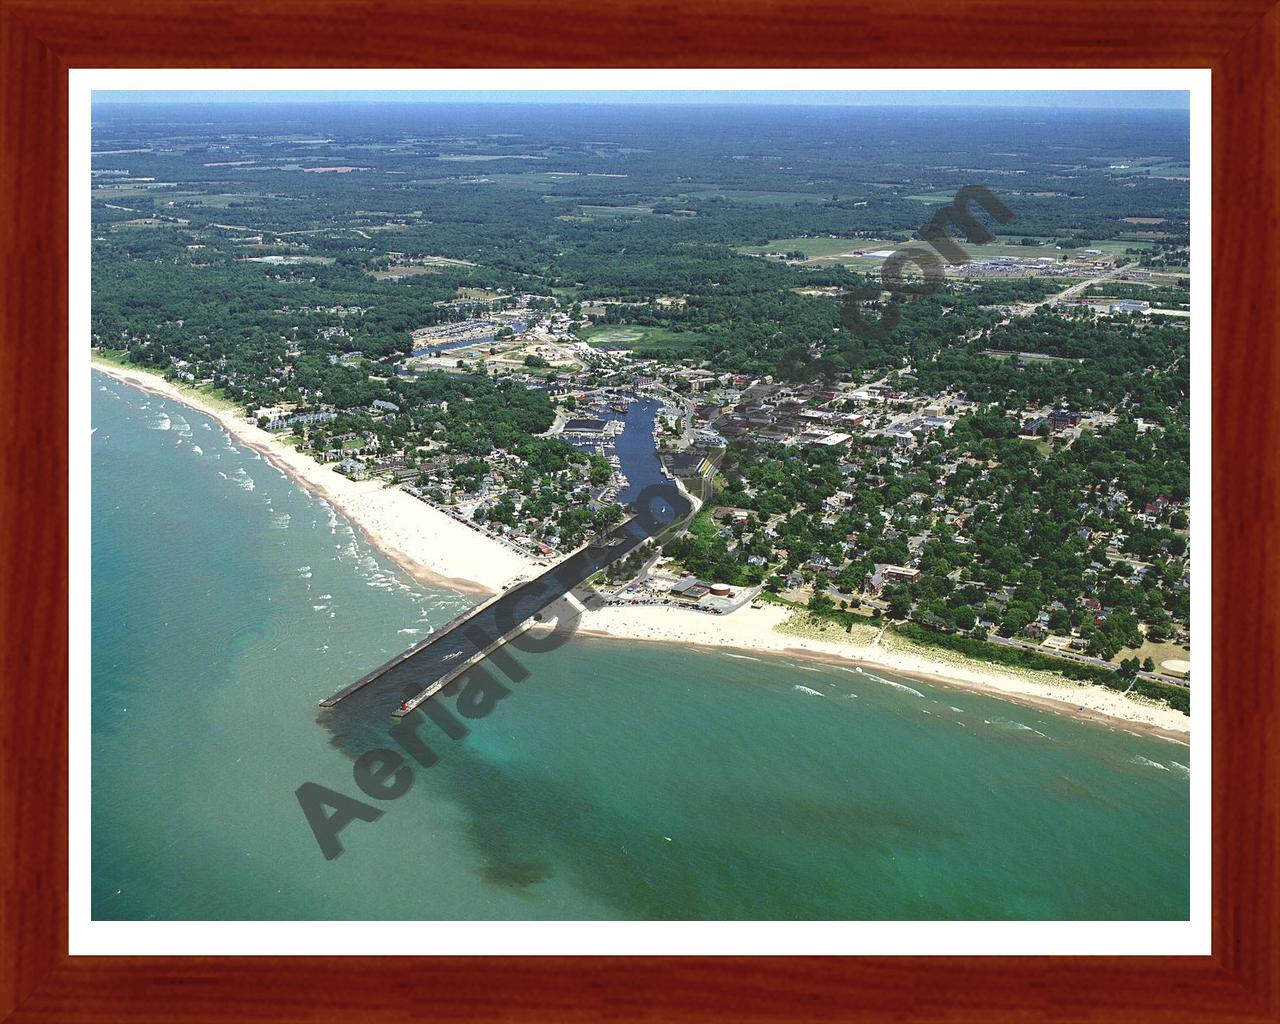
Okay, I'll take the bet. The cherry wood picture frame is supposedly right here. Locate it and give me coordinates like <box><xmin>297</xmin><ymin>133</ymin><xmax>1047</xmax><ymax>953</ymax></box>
<box><xmin>2</xmin><ymin>1</ymin><xmax>1277</xmax><ymax>1020</ymax></box>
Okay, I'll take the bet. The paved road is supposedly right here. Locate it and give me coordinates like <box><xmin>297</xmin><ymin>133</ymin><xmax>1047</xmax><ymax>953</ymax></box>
<box><xmin>1030</xmin><ymin>261</ymin><xmax>1141</xmax><ymax>312</ymax></box>
<box><xmin>987</xmin><ymin>633</ymin><xmax>1189</xmax><ymax>688</ymax></box>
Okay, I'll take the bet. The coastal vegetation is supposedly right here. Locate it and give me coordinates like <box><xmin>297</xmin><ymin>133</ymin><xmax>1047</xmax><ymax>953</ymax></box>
<box><xmin>91</xmin><ymin>99</ymin><xmax>1192</xmax><ymax>708</ymax></box>
<box><xmin>890</xmin><ymin>623</ymin><xmax>1189</xmax><ymax>714</ymax></box>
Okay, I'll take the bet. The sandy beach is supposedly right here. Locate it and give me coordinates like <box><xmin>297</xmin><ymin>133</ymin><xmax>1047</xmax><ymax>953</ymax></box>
<box><xmin>93</xmin><ymin>360</ymin><xmax>538</xmax><ymax>595</ymax></box>
<box><xmin>94</xmin><ymin>358</ymin><xmax>1190</xmax><ymax>738</ymax></box>
<box><xmin>576</xmin><ymin>602</ymin><xmax>1190</xmax><ymax>738</ymax></box>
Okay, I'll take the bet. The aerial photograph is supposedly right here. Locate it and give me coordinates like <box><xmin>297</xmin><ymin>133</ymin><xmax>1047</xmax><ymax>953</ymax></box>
<box><xmin>90</xmin><ymin>89</ymin><xmax>1193</xmax><ymax>922</ymax></box>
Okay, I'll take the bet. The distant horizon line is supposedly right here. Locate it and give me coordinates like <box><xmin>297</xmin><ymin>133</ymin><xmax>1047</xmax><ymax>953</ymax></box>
<box><xmin>92</xmin><ymin>101</ymin><xmax>1187</xmax><ymax>111</ymax></box>
<box><xmin>91</xmin><ymin>89</ymin><xmax>1190</xmax><ymax>113</ymax></box>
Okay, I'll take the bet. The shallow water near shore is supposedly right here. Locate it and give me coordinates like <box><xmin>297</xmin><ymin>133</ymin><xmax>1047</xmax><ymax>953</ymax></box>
<box><xmin>92</xmin><ymin>373</ymin><xmax>1190</xmax><ymax>921</ymax></box>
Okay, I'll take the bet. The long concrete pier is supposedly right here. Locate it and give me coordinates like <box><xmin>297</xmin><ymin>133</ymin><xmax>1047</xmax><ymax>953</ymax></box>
<box><xmin>318</xmin><ymin>476</ymin><xmax>693</xmax><ymax>717</ymax></box>
<box><xmin>316</xmin><ymin>585</ymin><xmax>515</xmax><ymax>708</ymax></box>
<box><xmin>318</xmin><ymin>516</ymin><xmax>660</xmax><ymax>716</ymax></box>
<box><xmin>388</xmin><ymin>615</ymin><xmax>538</xmax><ymax>718</ymax></box>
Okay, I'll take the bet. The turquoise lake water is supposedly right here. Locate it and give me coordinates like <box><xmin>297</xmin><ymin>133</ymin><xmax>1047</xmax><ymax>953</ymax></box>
<box><xmin>91</xmin><ymin>372</ymin><xmax>1191</xmax><ymax>920</ymax></box>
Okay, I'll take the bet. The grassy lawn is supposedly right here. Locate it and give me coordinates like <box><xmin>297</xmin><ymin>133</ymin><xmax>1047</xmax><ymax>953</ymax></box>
<box><xmin>685</xmin><ymin>507</ymin><xmax>720</xmax><ymax>543</ymax></box>
<box><xmin>1110</xmin><ymin>639</ymin><xmax>1191</xmax><ymax>672</ymax></box>
<box><xmin>579</xmin><ymin>323</ymin><xmax>710</xmax><ymax>358</ymax></box>
<box><xmin>1019</xmin><ymin>436</ymin><xmax>1057</xmax><ymax>457</ymax></box>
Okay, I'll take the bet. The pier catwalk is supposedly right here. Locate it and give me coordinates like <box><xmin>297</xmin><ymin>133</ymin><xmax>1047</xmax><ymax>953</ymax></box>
<box><xmin>319</xmin><ymin>482</ymin><xmax>690</xmax><ymax>719</ymax></box>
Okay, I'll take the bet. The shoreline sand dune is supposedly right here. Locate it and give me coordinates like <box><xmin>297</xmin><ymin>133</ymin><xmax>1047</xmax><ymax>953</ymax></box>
<box><xmin>93</xmin><ymin>361</ymin><xmax>536</xmax><ymax>595</ymax></box>
<box><xmin>574</xmin><ymin>603</ymin><xmax>1189</xmax><ymax>739</ymax></box>
<box><xmin>93</xmin><ymin>359</ymin><xmax>1190</xmax><ymax>739</ymax></box>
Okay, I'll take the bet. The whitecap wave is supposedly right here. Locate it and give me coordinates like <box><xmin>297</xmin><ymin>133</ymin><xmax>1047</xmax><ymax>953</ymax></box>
<box><xmin>1132</xmin><ymin>755</ymin><xmax>1171</xmax><ymax>772</ymax></box>
<box><xmin>990</xmin><ymin>718</ymin><xmax>1052</xmax><ymax>739</ymax></box>
<box><xmin>793</xmin><ymin>685</ymin><xmax>824</xmax><ymax>697</ymax></box>
<box><xmin>863</xmin><ymin>673</ymin><xmax>925</xmax><ymax>698</ymax></box>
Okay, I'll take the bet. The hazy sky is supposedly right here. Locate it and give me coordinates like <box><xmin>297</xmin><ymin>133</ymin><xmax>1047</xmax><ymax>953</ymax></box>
<box><xmin>94</xmin><ymin>89</ymin><xmax>1190</xmax><ymax>110</ymax></box>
